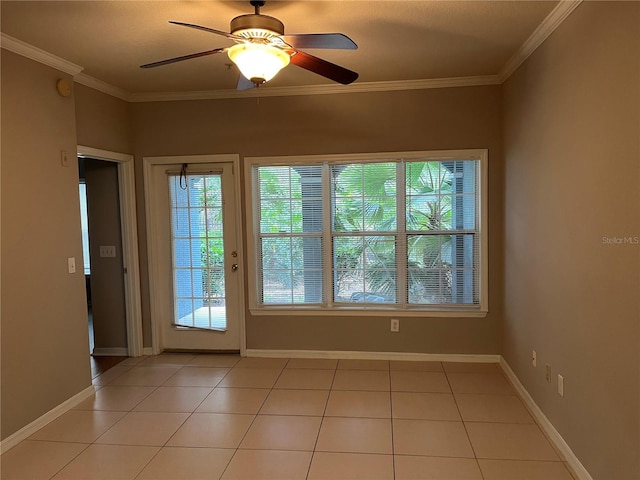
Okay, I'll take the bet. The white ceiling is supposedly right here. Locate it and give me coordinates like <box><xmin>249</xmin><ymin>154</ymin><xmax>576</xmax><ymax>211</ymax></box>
<box><xmin>1</xmin><ymin>1</ymin><xmax>560</xmax><ymax>97</ymax></box>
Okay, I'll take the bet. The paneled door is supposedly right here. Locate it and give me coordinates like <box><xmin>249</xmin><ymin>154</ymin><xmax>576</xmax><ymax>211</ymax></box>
<box><xmin>146</xmin><ymin>157</ymin><xmax>242</xmax><ymax>352</ymax></box>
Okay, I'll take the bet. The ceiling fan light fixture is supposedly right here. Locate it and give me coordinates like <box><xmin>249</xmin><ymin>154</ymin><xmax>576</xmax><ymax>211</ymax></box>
<box><xmin>227</xmin><ymin>43</ymin><xmax>290</xmax><ymax>85</ymax></box>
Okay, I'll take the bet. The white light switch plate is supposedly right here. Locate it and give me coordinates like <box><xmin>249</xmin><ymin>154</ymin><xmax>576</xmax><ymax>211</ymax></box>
<box><xmin>67</xmin><ymin>257</ymin><xmax>76</xmax><ymax>274</ymax></box>
<box><xmin>558</xmin><ymin>374</ymin><xmax>564</xmax><ymax>397</ymax></box>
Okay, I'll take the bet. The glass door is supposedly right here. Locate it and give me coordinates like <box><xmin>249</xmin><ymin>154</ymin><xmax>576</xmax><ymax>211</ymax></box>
<box><xmin>148</xmin><ymin>161</ymin><xmax>241</xmax><ymax>352</ymax></box>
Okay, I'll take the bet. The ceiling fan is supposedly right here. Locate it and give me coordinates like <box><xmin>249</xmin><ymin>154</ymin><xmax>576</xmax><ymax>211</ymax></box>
<box><xmin>140</xmin><ymin>0</ymin><xmax>358</xmax><ymax>90</ymax></box>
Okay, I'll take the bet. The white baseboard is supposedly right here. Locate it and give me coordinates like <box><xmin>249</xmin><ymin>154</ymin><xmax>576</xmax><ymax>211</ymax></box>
<box><xmin>499</xmin><ymin>358</ymin><xmax>593</xmax><ymax>480</ymax></box>
<box><xmin>92</xmin><ymin>347</ymin><xmax>128</xmax><ymax>356</ymax></box>
<box><xmin>92</xmin><ymin>347</ymin><xmax>152</xmax><ymax>357</ymax></box>
<box><xmin>245</xmin><ymin>348</ymin><xmax>501</xmax><ymax>363</ymax></box>
<box><xmin>0</xmin><ymin>385</ymin><xmax>96</xmax><ymax>454</ymax></box>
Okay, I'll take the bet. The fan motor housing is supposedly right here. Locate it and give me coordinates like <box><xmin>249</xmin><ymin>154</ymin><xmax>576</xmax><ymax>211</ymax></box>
<box><xmin>230</xmin><ymin>14</ymin><xmax>284</xmax><ymax>38</ymax></box>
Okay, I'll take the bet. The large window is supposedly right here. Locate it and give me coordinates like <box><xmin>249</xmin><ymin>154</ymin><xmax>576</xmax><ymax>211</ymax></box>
<box><xmin>246</xmin><ymin>150</ymin><xmax>487</xmax><ymax>316</ymax></box>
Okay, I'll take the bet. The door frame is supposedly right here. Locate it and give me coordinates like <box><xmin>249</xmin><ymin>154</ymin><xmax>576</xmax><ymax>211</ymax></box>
<box><xmin>77</xmin><ymin>145</ymin><xmax>144</xmax><ymax>357</ymax></box>
<box><xmin>143</xmin><ymin>154</ymin><xmax>246</xmax><ymax>355</ymax></box>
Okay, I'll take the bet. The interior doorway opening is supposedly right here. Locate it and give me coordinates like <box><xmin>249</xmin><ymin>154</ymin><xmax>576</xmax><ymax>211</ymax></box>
<box><xmin>79</xmin><ymin>157</ymin><xmax>127</xmax><ymax>357</ymax></box>
<box><xmin>77</xmin><ymin>145</ymin><xmax>144</xmax><ymax>358</ymax></box>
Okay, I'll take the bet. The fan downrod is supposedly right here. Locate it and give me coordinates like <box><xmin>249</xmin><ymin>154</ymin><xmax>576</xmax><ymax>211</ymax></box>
<box><xmin>250</xmin><ymin>1</ymin><xmax>265</xmax><ymax>14</ymax></box>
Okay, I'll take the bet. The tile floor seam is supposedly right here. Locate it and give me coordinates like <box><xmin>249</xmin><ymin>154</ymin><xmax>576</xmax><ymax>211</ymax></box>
<box><xmin>496</xmin><ymin>364</ymin><xmax>571</xmax><ymax>464</ymax></box>
<box><xmin>235</xmin><ymin>361</ymin><xmax>286</xmax><ymax>445</ymax></box>
<box><xmin>218</xmin><ymin>360</ymin><xmax>288</xmax><ymax>480</ymax></box>
<box><xmin>3</xmin><ymin>356</ymin><xmax>580</xmax><ymax>479</ymax></box>
<box><xmin>26</xmin><ymin>438</ymin><xmax>92</xmax><ymax>445</ymax></box>
<box><xmin>305</xmin><ymin>360</ymin><xmax>339</xmax><ymax>480</ymax></box>
<box><xmin>387</xmin><ymin>362</ymin><xmax>397</xmax><ymax>480</ymax></box>
<box><xmin>42</xmin><ymin>442</ymin><xmax>92</xmax><ymax>480</ymax></box>
<box><xmin>158</xmin><ymin>409</ymin><xmax>198</xmax><ymax>449</ymax></box>
<box><xmin>444</xmin><ymin>365</ymin><xmax>487</xmax><ymax>480</ymax></box>
<box><xmin>215</xmin><ymin>446</ymin><xmax>237</xmax><ymax>480</ymax></box>
<box><xmin>131</xmin><ymin>444</ymin><xmax>164</xmax><ymax>480</ymax></box>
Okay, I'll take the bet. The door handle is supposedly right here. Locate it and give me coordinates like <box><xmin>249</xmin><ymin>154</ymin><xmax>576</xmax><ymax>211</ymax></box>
<box><xmin>231</xmin><ymin>264</ymin><xmax>238</xmax><ymax>271</ymax></box>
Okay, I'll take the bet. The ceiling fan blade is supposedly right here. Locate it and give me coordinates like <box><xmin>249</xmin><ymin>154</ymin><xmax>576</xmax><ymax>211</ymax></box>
<box><xmin>237</xmin><ymin>75</ymin><xmax>255</xmax><ymax>91</ymax></box>
<box><xmin>169</xmin><ymin>21</ymin><xmax>244</xmax><ymax>41</ymax></box>
<box><xmin>280</xmin><ymin>33</ymin><xmax>357</xmax><ymax>50</ymax></box>
<box><xmin>140</xmin><ymin>48</ymin><xmax>227</xmax><ymax>69</ymax></box>
<box><xmin>289</xmin><ymin>50</ymin><xmax>358</xmax><ymax>85</ymax></box>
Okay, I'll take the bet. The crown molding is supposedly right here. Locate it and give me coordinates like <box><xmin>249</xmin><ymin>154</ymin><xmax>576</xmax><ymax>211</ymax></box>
<box><xmin>127</xmin><ymin>75</ymin><xmax>501</xmax><ymax>103</ymax></box>
<box><xmin>0</xmin><ymin>33</ymin><xmax>83</xmax><ymax>76</ymax></box>
<box><xmin>498</xmin><ymin>0</ymin><xmax>583</xmax><ymax>82</ymax></box>
<box><xmin>2</xmin><ymin>0</ymin><xmax>581</xmax><ymax>103</ymax></box>
<box><xmin>74</xmin><ymin>73</ymin><xmax>129</xmax><ymax>101</ymax></box>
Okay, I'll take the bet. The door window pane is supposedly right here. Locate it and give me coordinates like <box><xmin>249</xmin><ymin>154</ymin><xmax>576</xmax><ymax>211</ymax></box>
<box><xmin>170</xmin><ymin>174</ymin><xmax>227</xmax><ymax>330</ymax></box>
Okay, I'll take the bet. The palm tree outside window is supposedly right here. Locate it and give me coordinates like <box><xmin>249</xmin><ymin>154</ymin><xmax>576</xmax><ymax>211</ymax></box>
<box><xmin>249</xmin><ymin>150</ymin><xmax>487</xmax><ymax>314</ymax></box>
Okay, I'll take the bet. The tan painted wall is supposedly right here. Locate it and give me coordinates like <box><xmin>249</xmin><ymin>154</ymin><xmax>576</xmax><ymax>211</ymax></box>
<box><xmin>84</xmin><ymin>160</ymin><xmax>127</xmax><ymax>351</ymax></box>
<box><xmin>74</xmin><ymin>85</ymin><xmax>143</xmax><ymax>344</ymax></box>
<box><xmin>75</xmin><ymin>84</ymin><xmax>132</xmax><ymax>154</ymax></box>
<box><xmin>4</xmin><ymin>7</ymin><xmax>637</xmax><ymax>471</ymax></box>
<box><xmin>1</xmin><ymin>51</ymin><xmax>92</xmax><ymax>440</ymax></box>
<box><xmin>131</xmin><ymin>86</ymin><xmax>504</xmax><ymax>353</ymax></box>
<box><xmin>502</xmin><ymin>2</ymin><xmax>640</xmax><ymax>479</ymax></box>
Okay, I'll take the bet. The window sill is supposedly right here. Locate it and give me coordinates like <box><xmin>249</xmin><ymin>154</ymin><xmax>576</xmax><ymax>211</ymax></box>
<box><xmin>249</xmin><ymin>307</ymin><xmax>488</xmax><ymax>318</ymax></box>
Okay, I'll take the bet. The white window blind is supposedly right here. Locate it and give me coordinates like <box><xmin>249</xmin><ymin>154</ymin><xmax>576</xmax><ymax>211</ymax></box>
<box><xmin>257</xmin><ymin>165</ymin><xmax>323</xmax><ymax>304</ymax></box>
<box><xmin>169</xmin><ymin>173</ymin><xmax>227</xmax><ymax>330</ymax></box>
<box><xmin>250</xmin><ymin>151</ymin><xmax>486</xmax><ymax>314</ymax></box>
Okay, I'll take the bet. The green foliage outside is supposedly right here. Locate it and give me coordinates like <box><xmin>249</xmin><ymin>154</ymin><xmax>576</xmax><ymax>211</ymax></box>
<box><xmin>197</xmin><ymin>177</ymin><xmax>225</xmax><ymax>301</ymax></box>
<box><xmin>255</xmin><ymin>161</ymin><xmax>462</xmax><ymax>304</ymax></box>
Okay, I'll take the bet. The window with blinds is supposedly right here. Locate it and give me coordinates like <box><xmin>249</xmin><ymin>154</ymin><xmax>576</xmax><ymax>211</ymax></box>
<box><xmin>250</xmin><ymin>150</ymin><xmax>487</xmax><ymax>314</ymax></box>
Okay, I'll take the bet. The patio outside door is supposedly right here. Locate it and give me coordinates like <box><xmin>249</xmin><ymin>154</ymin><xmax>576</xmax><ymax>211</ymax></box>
<box><xmin>146</xmin><ymin>158</ymin><xmax>242</xmax><ymax>352</ymax></box>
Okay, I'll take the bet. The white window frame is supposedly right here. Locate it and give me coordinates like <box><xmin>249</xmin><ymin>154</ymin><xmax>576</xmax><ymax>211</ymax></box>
<box><xmin>244</xmin><ymin>149</ymin><xmax>488</xmax><ymax>318</ymax></box>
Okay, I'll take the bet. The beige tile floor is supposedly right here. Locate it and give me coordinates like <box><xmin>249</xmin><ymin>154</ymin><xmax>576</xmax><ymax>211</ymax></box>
<box><xmin>1</xmin><ymin>354</ymin><xmax>578</xmax><ymax>480</ymax></box>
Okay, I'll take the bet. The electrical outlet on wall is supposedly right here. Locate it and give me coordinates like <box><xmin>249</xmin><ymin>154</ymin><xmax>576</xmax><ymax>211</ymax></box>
<box><xmin>99</xmin><ymin>245</ymin><xmax>117</xmax><ymax>258</ymax></box>
<box><xmin>545</xmin><ymin>364</ymin><xmax>551</xmax><ymax>382</ymax></box>
<box><xmin>532</xmin><ymin>350</ymin><xmax>537</xmax><ymax>367</ymax></box>
<box><xmin>390</xmin><ymin>319</ymin><xmax>400</xmax><ymax>332</ymax></box>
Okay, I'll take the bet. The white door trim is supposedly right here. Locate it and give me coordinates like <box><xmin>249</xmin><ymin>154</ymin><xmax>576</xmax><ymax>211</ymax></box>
<box><xmin>77</xmin><ymin>145</ymin><xmax>144</xmax><ymax>357</ymax></box>
<box><xmin>143</xmin><ymin>154</ymin><xmax>246</xmax><ymax>355</ymax></box>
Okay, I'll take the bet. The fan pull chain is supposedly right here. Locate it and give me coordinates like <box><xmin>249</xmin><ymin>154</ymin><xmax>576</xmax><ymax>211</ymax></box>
<box><xmin>179</xmin><ymin>163</ymin><xmax>188</xmax><ymax>190</ymax></box>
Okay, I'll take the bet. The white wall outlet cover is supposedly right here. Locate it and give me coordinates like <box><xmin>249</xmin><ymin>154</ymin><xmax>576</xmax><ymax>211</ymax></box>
<box><xmin>99</xmin><ymin>246</ymin><xmax>117</xmax><ymax>258</ymax></box>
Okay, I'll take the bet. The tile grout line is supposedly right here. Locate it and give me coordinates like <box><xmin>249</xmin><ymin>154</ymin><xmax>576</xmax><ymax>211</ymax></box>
<box><xmin>68</xmin><ymin>360</ymin><xmax>174</xmax><ymax>477</ymax></box>
<box><xmin>388</xmin><ymin>361</ymin><xmax>397</xmax><ymax>480</ymax></box>
<box><xmin>443</xmin><ymin>365</ymin><xmax>487</xmax><ymax>480</ymax></box>
<box><xmin>46</xmin><ymin>376</ymin><xmax>167</xmax><ymax>479</ymax></box>
<box><xmin>193</xmin><ymin>355</ymin><xmax>242</xmax><ymax>480</ymax></box>
<box><xmin>218</xmin><ymin>357</ymin><xmax>290</xmax><ymax>480</ymax></box>
<box><xmin>45</xmin><ymin>442</ymin><xmax>92</xmax><ymax>480</ymax></box>
<box><xmin>124</xmin><ymin>359</ymin><xmax>194</xmax><ymax>480</ymax></box>
<box><xmin>131</xmin><ymin>355</ymin><xmax>238</xmax><ymax>480</ymax></box>
<box><xmin>12</xmin><ymin>356</ymin><xmax>575</xmax><ymax>479</ymax></box>
<box><xmin>304</xmin><ymin>359</ymin><xmax>339</xmax><ymax>480</ymax></box>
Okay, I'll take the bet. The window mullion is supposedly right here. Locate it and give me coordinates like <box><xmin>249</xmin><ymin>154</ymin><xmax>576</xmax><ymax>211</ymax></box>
<box><xmin>396</xmin><ymin>162</ymin><xmax>408</xmax><ymax>307</ymax></box>
<box><xmin>322</xmin><ymin>162</ymin><xmax>333</xmax><ymax>307</ymax></box>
